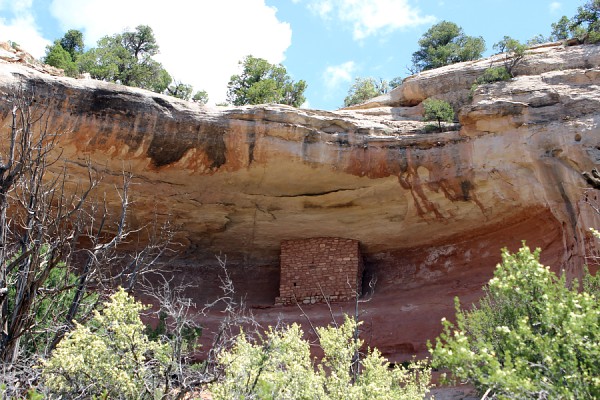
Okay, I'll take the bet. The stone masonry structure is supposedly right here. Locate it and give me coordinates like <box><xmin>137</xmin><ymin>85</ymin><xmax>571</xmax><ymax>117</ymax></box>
<box><xmin>276</xmin><ymin>237</ymin><xmax>364</xmax><ymax>305</ymax></box>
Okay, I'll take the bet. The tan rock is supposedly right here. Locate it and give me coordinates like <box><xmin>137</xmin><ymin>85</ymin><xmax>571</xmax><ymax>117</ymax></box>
<box><xmin>353</xmin><ymin>42</ymin><xmax>600</xmax><ymax>112</ymax></box>
<box><xmin>0</xmin><ymin>41</ymin><xmax>65</xmax><ymax>76</ymax></box>
<box><xmin>0</xmin><ymin>42</ymin><xmax>599</xmax><ymax>361</ymax></box>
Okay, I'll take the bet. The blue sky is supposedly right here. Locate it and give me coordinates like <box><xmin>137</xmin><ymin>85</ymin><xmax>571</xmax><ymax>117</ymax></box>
<box><xmin>0</xmin><ymin>0</ymin><xmax>580</xmax><ymax>110</ymax></box>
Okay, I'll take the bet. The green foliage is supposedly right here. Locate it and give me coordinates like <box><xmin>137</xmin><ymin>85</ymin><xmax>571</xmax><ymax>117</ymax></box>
<box><xmin>551</xmin><ymin>16</ymin><xmax>576</xmax><ymax>41</ymax></box>
<box><xmin>43</xmin><ymin>30</ymin><xmax>85</xmax><ymax>77</ymax></box>
<box><xmin>150</xmin><ymin>67</ymin><xmax>172</xmax><ymax>94</ymax></box>
<box><xmin>42</xmin><ymin>288</ymin><xmax>171</xmax><ymax>399</ymax></box>
<box><xmin>4</xmin><ymin>245</ymin><xmax>98</xmax><ymax>357</ymax></box>
<box><xmin>226</xmin><ymin>55</ymin><xmax>307</xmax><ymax>107</ymax></box>
<box><xmin>550</xmin><ymin>1</ymin><xmax>600</xmax><ymax>43</ymax></box>
<box><xmin>584</xmin><ymin>265</ymin><xmax>600</xmax><ymax>295</ymax></box>
<box><xmin>78</xmin><ymin>25</ymin><xmax>169</xmax><ymax>91</ymax></box>
<box><xmin>493</xmin><ymin>36</ymin><xmax>527</xmax><ymax>77</ymax></box>
<box><xmin>192</xmin><ymin>90</ymin><xmax>209</xmax><ymax>105</ymax></box>
<box><xmin>59</xmin><ymin>29</ymin><xmax>84</xmax><ymax>61</ymax></box>
<box><xmin>211</xmin><ymin>316</ymin><xmax>431</xmax><ymax>400</ymax></box>
<box><xmin>167</xmin><ymin>81</ymin><xmax>193</xmax><ymax>100</ymax></box>
<box><xmin>493</xmin><ymin>36</ymin><xmax>526</xmax><ymax>56</ymax></box>
<box><xmin>46</xmin><ymin>27</ymin><xmax>204</xmax><ymax>99</ymax></box>
<box><xmin>470</xmin><ymin>66</ymin><xmax>512</xmax><ymax>100</ymax></box>
<box><xmin>430</xmin><ymin>244</ymin><xmax>600</xmax><ymax>399</ymax></box>
<box><xmin>526</xmin><ymin>34</ymin><xmax>549</xmax><ymax>46</ymax></box>
<box><xmin>422</xmin><ymin>98</ymin><xmax>454</xmax><ymax>131</ymax></box>
<box><xmin>25</xmin><ymin>388</ymin><xmax>44</xmax><ymax>400</ymax></box>
<box><xmin>411</xmin><ymin>21</ymin><xmax>485</xmax><ymax>72</ymax></box>
<box><xmin>478</xmin><ymin>66</ymin><xmax>512</xmax><ymax>84</ymax></box>
<box><xmin>573</xmin><ymin>0</ymin><xmax>600</xmax><ymax>42</ymax></box>
<box><xmin>389</xmin><ymin>76</ymin><xmax>403</xmax><ymax>89</ymax></box>
<box><xmin>423</xmin><ymin>123</ymin><xmax>440</xmax><ymax>133</ymax></box>
<box><xmin>343</xmin><ymin>77</ymin><xmax>389</xmax><ymax>107</ymax></box>
<box><xmin>146</xmin><ymin>311</ymin><xmax>168</xmax><ymax>341</ymax></box>
<box><xmin>586</xmin><ymin>228</ymin><xmax>600</xmax><ymax>294</ymax></box>
<box><xmin>44</xmin><ymin>41</ymin><xmax>79</xmax><ymax>76</ymax></box>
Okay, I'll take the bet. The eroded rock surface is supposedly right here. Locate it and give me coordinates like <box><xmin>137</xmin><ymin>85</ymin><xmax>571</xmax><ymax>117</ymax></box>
<box><xmin>0</xmin><ymin>42</ymin><xmax>599</xmax><ymax>361</ymax></box>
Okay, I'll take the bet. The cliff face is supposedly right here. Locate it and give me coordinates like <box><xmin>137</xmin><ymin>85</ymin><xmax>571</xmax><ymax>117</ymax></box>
<box><xmin>0</xmin><ymin>43</ymin><xmax>599</xmax><ymax>360</ymax></box>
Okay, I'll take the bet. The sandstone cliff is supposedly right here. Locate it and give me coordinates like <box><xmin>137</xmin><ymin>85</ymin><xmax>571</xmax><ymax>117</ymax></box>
<box><xmin>0</xmin><ymin>42</ymin><xmax>598</xmax><ymax>360</ymax></box>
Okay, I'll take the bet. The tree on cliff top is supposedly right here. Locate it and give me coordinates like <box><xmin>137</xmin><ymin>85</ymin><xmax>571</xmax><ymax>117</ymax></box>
<box><xmin>192</xmin><ymin>89</ymin><xmax>209</xmax><ymax>105</ymax></box>
<box><xmin>343</xmin><ymin>77</ymin><xmax>389</xmax><ymax>107</ymax></box>
<box><xmin>226</xmin><ymin>55</ymin><xmax>307</xmax><ymax>107</ymax></box>
<box><xmin>43</xmin><ymin>29</ymin><xmax>84</xmax><ymax>77</ymax></box>
<box><xmin>78</xmin><ymin>25</ymin><xmax>170</xmax><ymax>91</ymax></box>
<box><xmin>44</xmin><ymin>42</ymin><xmax>79</xmax><ymax>76</ymax></box>
<box><xmin>571</xmin><ymin>0</ymin><xmax>600</xmax><ymax>42</ymax></box>
<box><xmin>411</xmin><ymin>21</ymin><xmax>485</xmax><ymax>73</ymax></box>
<box><xmin>59</xmin><ymin>29</ymin><xmax>84</xmax><ymax>61</ymax></box>
<box><xmin>551</xmin><ymin>0</ymin><xmax>600</xmax><ymax>43</ymax></box>
<box><xmin>493</xmin><ymin>36</ymin><xmax>527</xmax><ymax>77</ymax></box>
<box><xmin>166</xmin><ymin>80</ymin><xmax>193</xmax><ymax>100</ymax></box>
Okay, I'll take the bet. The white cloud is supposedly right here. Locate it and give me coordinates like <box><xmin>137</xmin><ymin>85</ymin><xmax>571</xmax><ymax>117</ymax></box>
<box><xmin>46</xmin><ymin>0</ymin><xmax>291</xmax><ymax>105</ymax></box>
<box><xmin>306</xmin><ymin>0</ymin><xmax>435</xmax><ymax>40</ymax></box>
<box><xmin>323</xmin><ymin>61</ymin><xmax>355</xmax><ymax>89</ymax></box>
<box><xmin>300</xmin><ymin>99</ymin><xmax>311</xmax><ymax>108</ymax></box>
<box><xmin>309</xmin><ymin>0</ymin><xmax>334</xmax><ymax>18</ymax></box>
<box><xmin>0</xmin><ymin>5</ymin><xmax>49</xmax><ymax>57</ymax></box>
<box><xmin>12</xmin><ymin>0</ymin><xmax>33</xmax><ymax>13</ymax></box>
<box><xmin>549</xmin><ymin>1</ymin><xmax>562</xmax><ymax>13</ymax></box>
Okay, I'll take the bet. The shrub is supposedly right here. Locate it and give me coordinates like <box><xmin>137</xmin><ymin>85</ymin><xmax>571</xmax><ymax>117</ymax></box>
<box><xmin>42</xmin><ymin>288</ymin><xmax>172</xmax><ymax>399</ymax></box>
<box><xmin>470</xmin><ymin>66</ymin><xmax>512</xmax><ymax>100</ymax></box>
<box><xmin>476</xmin><ymin>66</ymin><xmax>511</xmax><ymax>84</ymax></box>
<box><xmin>423</xmin><ymin>123</ymin><xmax>440</xmax><ymax>133</ymax></box>
<box><xmin>429</xmin><ymin>244</ymin><xmax>600</xmax><ymax>399</ymax></box>
<box><xmin>493</xmin><ymin>36</ymin><xmax>526</xmax><ymax>77</ymax></box>
<box><xmin>422</xmin><ymin>98</ymin><xmax>454</xmax><ymax>131</ymax></box>
<box><xmin>211</xmin><ymin>316</ymin><xmax>432</xmax><ymax>400</ymax></box>
<box><xmin>344</xmin><ymin>77</ymin><xmax>389</xmax><ymax>107</ymax></box>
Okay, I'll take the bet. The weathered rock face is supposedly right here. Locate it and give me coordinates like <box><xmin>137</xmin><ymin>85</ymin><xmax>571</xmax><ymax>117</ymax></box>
<box><xmin>0</xmin><ymin>43</ymin><xmax>599</xmax><ymax>361</ymax></box>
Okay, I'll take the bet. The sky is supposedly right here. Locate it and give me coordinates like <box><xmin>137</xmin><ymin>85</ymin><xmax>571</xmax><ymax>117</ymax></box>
<box><xmin>0</xmin><ymin>0</ymin><xmax>581</xmax><ymax>110</ymax></box>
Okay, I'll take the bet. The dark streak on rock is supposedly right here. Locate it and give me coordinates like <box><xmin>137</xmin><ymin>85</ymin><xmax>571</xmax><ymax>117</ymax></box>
<box><xmin>248</xmin><ymin>129</ymin><xmax>256</xmax><ymax>166</ymax></box>
<box><xmin>460</xmin><ymin>180</ymin><xmax>473</xmax><ymax>201</ymax></box>
<box><xmin>146</xmin><ymin>121</ymin><xmax>227</xmax><ymax>169</ymax></box>
<box><xmin>152</xmin><ymin>96</ymin><xmax>175</xmax><ymax>112</ymax></box>
<box><xmin>203</xmin><ymin>125</ymin><xmax>227</xmax><ymax>169</ymax></box>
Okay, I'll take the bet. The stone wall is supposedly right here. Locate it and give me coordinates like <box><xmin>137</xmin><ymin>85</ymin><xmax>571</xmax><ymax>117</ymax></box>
<box><xmin>276</xmin><ymin>237</ymin><xmax>363</xmax><ymax>305</ymax></box>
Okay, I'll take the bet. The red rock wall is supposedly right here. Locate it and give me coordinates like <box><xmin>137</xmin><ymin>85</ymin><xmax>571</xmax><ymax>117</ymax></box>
<box><xmin>276</xmin><ymin>237</ymin><xmax>363</xmax><ymax>305</ymax></box>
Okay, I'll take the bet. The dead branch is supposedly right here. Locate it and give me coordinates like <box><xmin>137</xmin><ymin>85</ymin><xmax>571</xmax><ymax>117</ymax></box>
<box><xmin>0</xmin><ymin>86</ymin><xmax>175</xmax><ymax>397</ymax></box>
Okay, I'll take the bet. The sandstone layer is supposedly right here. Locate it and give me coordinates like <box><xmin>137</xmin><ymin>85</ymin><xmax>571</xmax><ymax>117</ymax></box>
<box><xmin>0</xmin><ymin>43</ymin><xmax>599</xmax><ymax>361</ymax></box>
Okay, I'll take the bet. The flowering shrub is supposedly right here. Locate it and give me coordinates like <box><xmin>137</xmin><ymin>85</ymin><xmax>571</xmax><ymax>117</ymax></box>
<box><xmin>42</xmin><ymin>288</ymin><xmax>171</xmax><ymax>399</ymax></box>
<box><xmin>430</xmin><ymin>244</ymin><xmax>600</xmax><ymax>399</ymax></box>
<box><xmin>212</xmin><ymin>316</ymin><xmax>431</xmax><ymax>400</ymax></box>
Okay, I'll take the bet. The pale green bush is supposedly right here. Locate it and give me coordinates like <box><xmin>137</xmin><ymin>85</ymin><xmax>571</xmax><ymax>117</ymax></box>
<box><xmin>42</xmin><ymin>288</ymin><xmax>172</xmax><ymax>399</ymax></box>
<box><xmin>211</xmin><ymin>316</ymin><xmax>431</xmax><ymax>400</ymax></box>
<box><xmin>430</xmin><ymin>244</ymin><xmax>600</xmax><ymax>399</ymax></box>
